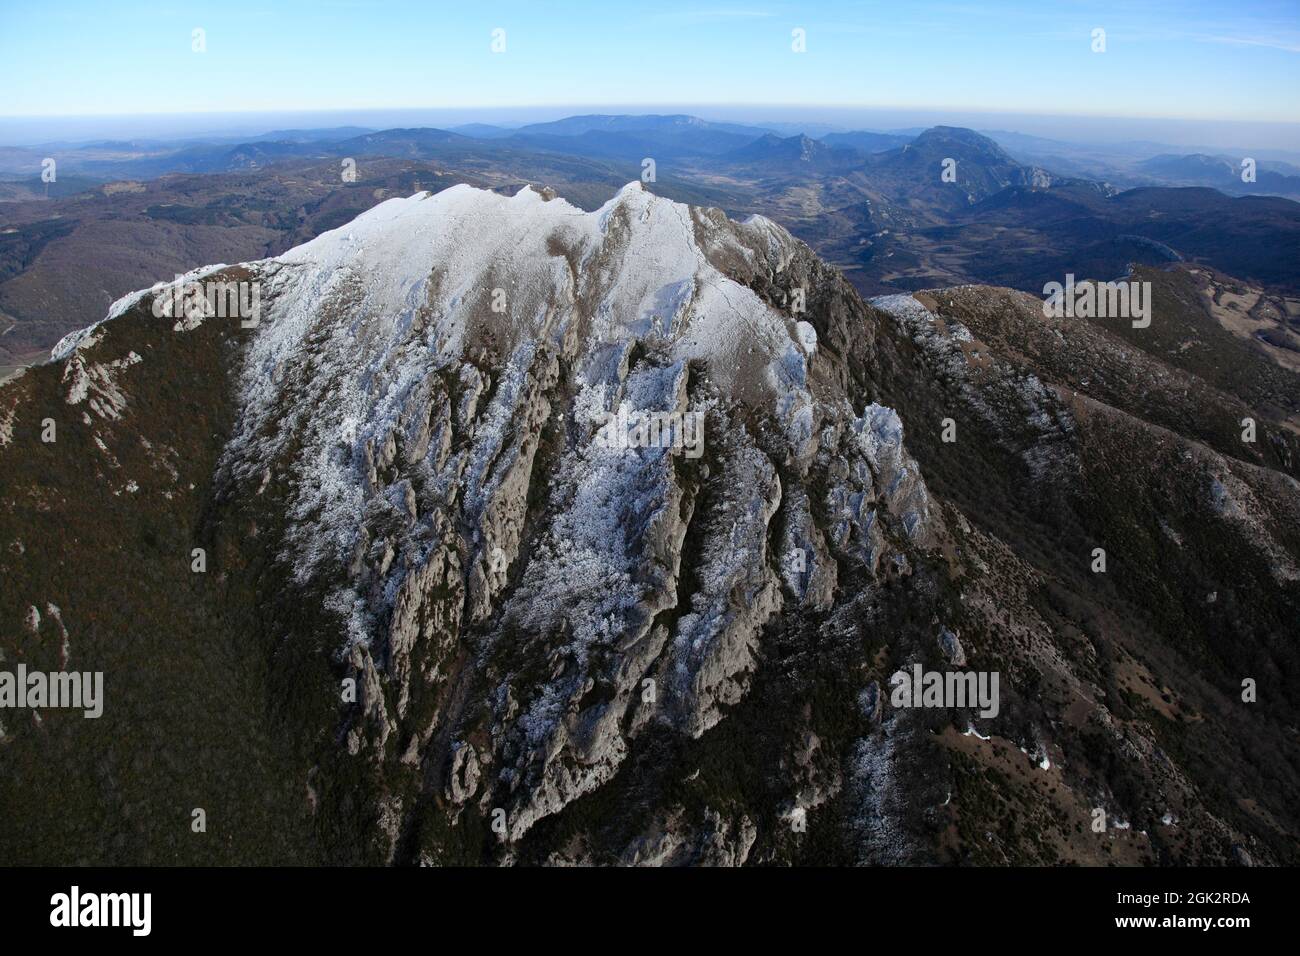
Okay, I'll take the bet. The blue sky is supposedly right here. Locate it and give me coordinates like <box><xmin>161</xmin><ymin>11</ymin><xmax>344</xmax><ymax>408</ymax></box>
<box><xmin>1</xmin><ymin>0</ymin><xmax>1297</xmax><ymax>122</ymax></box>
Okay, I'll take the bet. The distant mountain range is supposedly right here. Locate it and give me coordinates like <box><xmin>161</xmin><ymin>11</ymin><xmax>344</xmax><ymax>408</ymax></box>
<box><xmin>820</xmin><ymin>130</ymin><xmax>913</xmax><ymax>153</ymax></box>
<box><xmin>723</xmin><ymin>133</ymin><xmax>864</xmax><ymax>170</ymax></box>
<box><xmin>4</xmin><ymin>112</ymin><xmax>1300</xmax><ymax>201</ymax></box>
<box><xmin>3</xmin><ymin>114</ymin><xmax>1299</xmax><ymax>372</ymax></box>
<box><xmin>1135</xmin><ymin>153</ymin><xmax>1300</xmax><ymax>198</ymax></box>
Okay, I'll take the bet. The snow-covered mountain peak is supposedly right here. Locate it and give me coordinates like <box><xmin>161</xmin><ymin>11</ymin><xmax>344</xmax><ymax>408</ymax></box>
<box><xmin>259</xmin><ymin>180</ymin><xmax>808</xmax><ymax>386</ymax></box>
<box><xmin>26</xmin><ymin>181</ymin><xmax>941</xmax><ymax>852</ymax></box>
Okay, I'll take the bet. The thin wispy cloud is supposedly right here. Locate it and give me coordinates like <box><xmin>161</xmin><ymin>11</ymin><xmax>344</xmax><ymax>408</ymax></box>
<box><xmin>1195</xmin><ymin>33</ymin><xmax>1300</xmax><ymax>53</ymax></box>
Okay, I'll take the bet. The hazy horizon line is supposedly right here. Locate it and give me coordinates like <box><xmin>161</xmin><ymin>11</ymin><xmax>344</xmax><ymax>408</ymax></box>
<box><xmin>4</xmin><ymin>103</ymin><xmax>1299</xmax><ymax>124</ymax></box>
<box><xmin>2</xmin><ymin>104</ymin><xmax>1298</xmax><ymax>152</ymax></box>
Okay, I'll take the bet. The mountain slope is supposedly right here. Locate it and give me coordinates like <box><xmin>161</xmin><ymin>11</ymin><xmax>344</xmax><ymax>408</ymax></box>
<box><xmin>1</xmin><ymin>183</ymin><xmax>1296</xmax><ymax>865</ymax></box>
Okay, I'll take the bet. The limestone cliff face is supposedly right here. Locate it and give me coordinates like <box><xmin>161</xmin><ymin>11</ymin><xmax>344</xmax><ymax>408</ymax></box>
<box><xmin>197</xmin><ymin>182</ymin><xmax>944</xmax><ymax>859</ymax></box>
